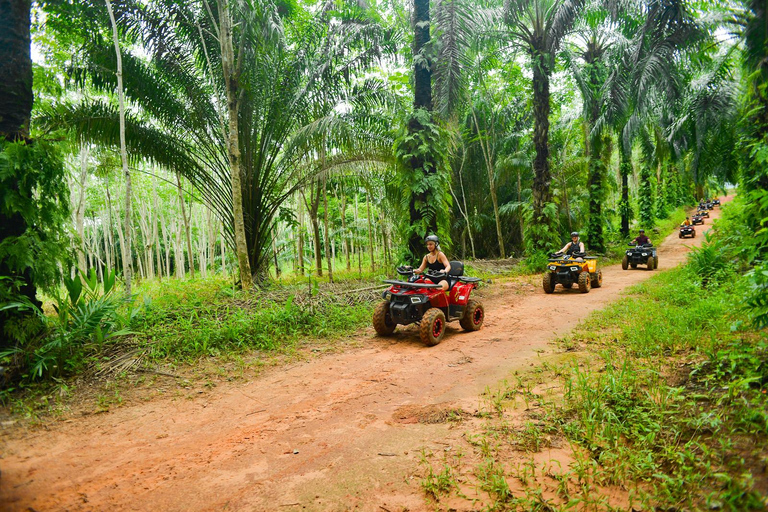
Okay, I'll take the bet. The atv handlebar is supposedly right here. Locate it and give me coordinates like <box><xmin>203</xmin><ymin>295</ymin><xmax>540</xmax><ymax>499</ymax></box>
<box><xmin>396</xmin><ymin>265</ymin><xmax>414</xmax><ymax>276</ymax></box>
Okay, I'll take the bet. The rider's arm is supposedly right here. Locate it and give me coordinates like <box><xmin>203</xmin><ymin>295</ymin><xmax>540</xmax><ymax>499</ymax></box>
<box><xmin>559</xmin><ymin>242</ymin><xmax>571</xmax><ymax>253</ymax></box>
<box><xmin>414</xmin><ymin>255</ymin><xmax>427</xmax><ymax>274</ymax></box>
<box><xmin>578</xmin><ymin>242</ymin><xmax>585</xmax><ymax>253</ymax></box>
<box><xmin>439</xmin><ymin>252</ymin><xmax>451</xmax><ymax>273</ymax></box>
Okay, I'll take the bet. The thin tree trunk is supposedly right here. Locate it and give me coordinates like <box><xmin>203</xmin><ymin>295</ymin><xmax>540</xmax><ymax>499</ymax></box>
<box><xmin>297</xmin><ymin>197</ymin><xmax>305</xmax><ymax>276</ymax></box>
<box><xmin>366</xmin><ymin>191</ymin><xmax>375</xmax><ymax>272</ymax></box>
<box><xmin>471</xmin><ymin>109</ymin><xmax>504</xmax><ymax>258</ymax></box>
<box><xmin>322</xmin><ymin>176</ymin><xmax>333</xmax><ymax>283</ymax></box>
<box><xmin>354</xmin><ymin>193</ymin><xmax>361</xmax><ymax>275</ymax></box>
<box><xmin>152</xmin><ymin>174</ymin><xmax>162</xmax><ymax>281</ymax></box>
<box><xmin>218</xmin><ymin>0</ymin><xmax>252</xmax><ymax>289</ymax></box>
<box><xmin>176</xmin><ymin>172</ymin><xmax>195</xmax><ymax>278</ymax></box>
<box><xmin>75</xmin><ymin>147</ymin><xmax>89</xmax><ymax>272</ymax></box>
<box><xmin>340</xmin><ymin>189</ymin><xmax>350</xmax><ymax>271</ymax></box>
<box><xmin>618</xmin><ymin>129</ymin><xmax>632</xmax><ymax>237</ymax></box>
<box><xmin>106</xmin><ymin>0</ymin><xmax>132</xmax><ymax>297</ymax></box>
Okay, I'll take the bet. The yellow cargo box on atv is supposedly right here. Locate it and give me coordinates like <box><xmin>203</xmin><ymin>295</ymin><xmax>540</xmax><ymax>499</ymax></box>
<box><xmin>543</xmin><ymin>253</ymin><xmax>602</xmax><ymax>294</ymax></box>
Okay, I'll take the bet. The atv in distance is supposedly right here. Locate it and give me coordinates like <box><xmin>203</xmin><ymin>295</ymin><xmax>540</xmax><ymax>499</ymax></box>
<box><xmin>679</xmin><ymin>224</ymin><xmax>696</xmax><ymax>239</ymax></box>
<box><xmin>713</xmin><ymin>198</ymin><xmax>721</xmax><ymax>206</ymax></box>
<box><xmin>697</xmin><ymin>206</ymin><xmax>710</xmax><ymax>218</ymax></box>
<box><xmin>373</xmin><ymin>262</ymin><xmax>483</xmax><ymax>346</ymax></box>
<box><xmin>692</xmin><ymin>214</ymin><xmax>705</xmax><ymax>225</ymax></box>
<box><xmin>543</xmin><ymin>252</ymin><xmax>602</xmax><ymax>294</ymax></box>
<box><xmin>622</xmin><ymin>243</ymin><xmax>657</xmax><ymax>270</ymax></box>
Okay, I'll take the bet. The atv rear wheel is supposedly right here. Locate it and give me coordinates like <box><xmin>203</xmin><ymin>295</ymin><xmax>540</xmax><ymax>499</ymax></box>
<box><xmin>460</xmin><ymin>299</ymin><xmax>484</xmax><ymax>331</ymax></box>
<box><xmin>562</xmin><ymin>282</ymin><xmax>573</xmax><ymax>289</ymax></box>
<box><xmin>578</xmin><ymin>271</ymin><xmax>591</xmax><ymax>293</ymax></box>
<box><xmin>542</xmin><ymin>273</ymin><xmax>555</xmax><ymax>294</ymax></box>
<box><xmin>420</xmin><ymin>308</ymin><xmax>446</xmax><ymax>346</ymax></box>
<box><xmin>591</xmin><ymin>270</ymin><xmax>603</xmax><ymax>288</ymax></box>
<box><xmin>630</xmin><ymin>263</ymin><xmax>637</xmax><ymax>269</ymax></box>
<box><xmin>646</xmin><ymin>256</ymin><xmax>655</xmax><ymax>270</ymax></box>
<box><xmin>373</xmin><ymin>301</ymin><xmax>396</xmax><ymax>335</ymax></box>
<box><xmin>621</xmin><ymin>255</ymin><xmax>629</xmax><ymax>270</ymax></box>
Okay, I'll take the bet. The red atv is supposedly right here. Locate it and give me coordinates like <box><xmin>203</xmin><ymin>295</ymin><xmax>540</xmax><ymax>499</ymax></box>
<box><xmin>372</xmin><ymin>262</ymin><xmax>484</xmax><ymax>346</ymax></box>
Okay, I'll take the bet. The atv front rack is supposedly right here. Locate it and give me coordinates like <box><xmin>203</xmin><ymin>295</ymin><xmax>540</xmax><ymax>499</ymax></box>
<box><xmin>383</xmin><ymin>279</ymin><xmax>443</xmax><ymax>289</ymax></box>
<box><xmin>548</xmin><ymin>256</ymin><xmax>597</xmax><ymax>263</ymax></box>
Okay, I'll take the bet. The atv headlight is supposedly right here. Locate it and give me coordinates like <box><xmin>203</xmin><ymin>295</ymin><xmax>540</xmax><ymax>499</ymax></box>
<box><xmin>548</xmin><ymin>265</ymin><xmax>556</xmax><ymax>271</ymax></box>
<box><xmin>570</xmin><ymin>266</ymin><xmax>579</xmax><ymax>271</ymax></box>
<box><xmin>385</xmin><ymin>292</ymin><xmax>392</xmax><ymax>301</ymax></box>
<box><xmin>626</xmin><ymin>251</ymin><xmax>632</xmax><ymax>255</ymax></box>
<box><xmin>410</xmin><ymin>295</ymin><xmax>424</xmax><ymax>304</ymax></box>
<box><xmin>641</xmin><ymin>252</ymin><xmax>647</xmax><ymax>257</ymax></box>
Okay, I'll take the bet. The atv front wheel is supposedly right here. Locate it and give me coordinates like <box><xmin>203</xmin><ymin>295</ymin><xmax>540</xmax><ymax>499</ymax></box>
<box><xmin>621</xmin><ymin>255</ymin><xmax>629</xmax><ymax>270</ymax></box>
<box><xmin>373</xmin><ymin>301</ymin><xmax>396</xmax><ymax>335</ymax></box>
<box><xmin>460</xmin><ymin>299</ymin><xmax>484</xmax><ymax>331</ymax></box>
<box><xmin>678</xmin><ymin>232</ymin><xmax>683</xmax><ymax>239</ymax></box>
<box><xmin>578</xmin><ymin>272</ymin><xmax>591</xmax><ymax>293</ymax></box>
<box><xmin>542</xmin><ymin>273</ymin><xmax>555</xmax><ymax>294</ymax></box>
<box><xmin>646</xmin><ymin>256</ymin><xmax>655</xmax><ymax>270</ymax></box>
<box><xmin>653</xmin><ymin>256</ymin><xmax>659</xmax><ymax>269</ymax></box>
<box><xmin>420</xmin><ymin>308</ymin><xmax>446</xmax><ymax>346</ymax></box>
<box><xmin>591</xmin><ymin>270</ymin><xmax>603</xmax><ymax>288</ymax></box>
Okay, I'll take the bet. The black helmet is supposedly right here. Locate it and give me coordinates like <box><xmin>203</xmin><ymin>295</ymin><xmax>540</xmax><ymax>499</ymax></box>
<box><xmin>570</xmin><ymin>232</ymin><xmax>579</xmax><ymax>238</ymax></box>
<box><xmin>424</xmin><ymin>234</ymin><xmax>439</xmax><ymax>244</ymax></box>
<box><xmin>639</xmin><ymin>229</ymin><xmax>645</xmax><ymax>233</ymax></box>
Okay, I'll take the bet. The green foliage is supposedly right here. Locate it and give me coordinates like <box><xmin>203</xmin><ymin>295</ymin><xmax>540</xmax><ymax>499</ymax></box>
<box><xmin>523</xmin><ymin>201</ymin><xmax>559</xmax><ymax>255</ymax></box>
<box><xmin>1</xmin><ymin>269</ymin><xmax>132</xmax><ymax>380</ymax></box>
<box><xmin>0</xmin><ymin>140</ymin><xmax>70</xmax><ymax>304</ymax></box>
<box><xmin>393</xmin><ymin>109</ymin><xmax>453</xmax><ymax>261</ymax></box>
<box><xmin>638</xmin><ymin>165</ymin><xmax>655</xmax><ymax>228</ymax></box>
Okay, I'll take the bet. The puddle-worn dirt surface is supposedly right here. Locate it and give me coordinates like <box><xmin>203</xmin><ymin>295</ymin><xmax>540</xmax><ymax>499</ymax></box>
<box><xmin>0</xmin><ymin>199</ymin><xmax>729</xmax><ymax>511</ymax></box>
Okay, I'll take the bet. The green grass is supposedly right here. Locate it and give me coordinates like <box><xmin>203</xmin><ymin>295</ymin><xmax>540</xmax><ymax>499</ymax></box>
<box><xmin>419</xmin><ymin>265</ymin><xmax>768</xmax><ymax>510</ymax></box>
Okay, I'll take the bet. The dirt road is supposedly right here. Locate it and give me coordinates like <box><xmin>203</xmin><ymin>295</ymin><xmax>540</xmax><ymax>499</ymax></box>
<box><xmin>0</xmin><ymin>200</ymin><xmax>728</xmax><ymax>512</ymax></box>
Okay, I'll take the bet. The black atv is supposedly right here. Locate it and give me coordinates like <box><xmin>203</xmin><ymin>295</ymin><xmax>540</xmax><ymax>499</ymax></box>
<box><xmin>713</xmin><ymin>198</ymin><xmax>721</xmax><ymax>206</ymax></box>
<box><xmin>621</xmin><ymin>243</ymin><xmax>657</xmax><ymax>270</ymax></box>
<box><xmin>692</xmin><ymin>214</ymin><xmax>704</xmax><ymax>225</ymax></box>
<box><xmin>679</xmin><ymin>224</ymin><xmax>695</xmax><ymax>239</ymax></box>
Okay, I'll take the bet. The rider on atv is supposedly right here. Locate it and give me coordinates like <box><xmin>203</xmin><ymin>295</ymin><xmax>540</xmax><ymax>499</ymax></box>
<box><xmin>414</xmin><ymin>235</ymin><xmax>452</xmax><ymax>291</ymax></box>
<box><xmin>632</xmin><ymin>229</ymin><xmax>651</xmax><ymax>245</ymax></box>
<box><xmin>558</xmin><ymin>232</ymin><xmax>586</xmax><ymax>261</ymax></box>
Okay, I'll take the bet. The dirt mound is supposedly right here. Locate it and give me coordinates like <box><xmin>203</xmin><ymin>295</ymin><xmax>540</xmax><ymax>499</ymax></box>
<box><xmin>392</xmin><ymin>403</ymin><xmax>471</xmax><ymax>424</ymax></box>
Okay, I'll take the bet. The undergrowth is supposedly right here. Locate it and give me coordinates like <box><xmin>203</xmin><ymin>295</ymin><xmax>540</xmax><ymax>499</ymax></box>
<box><xmin>420</xmin><ymin>265</ymin><xmax>768</xmax><ymax>510</ymax></box>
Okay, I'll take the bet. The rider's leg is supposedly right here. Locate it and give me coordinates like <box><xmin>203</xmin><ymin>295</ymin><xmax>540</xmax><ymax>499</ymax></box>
<box><xmin>440</xmin><ymin>280</ymin><xmax>449</xmax><ymax>291</ymax></box>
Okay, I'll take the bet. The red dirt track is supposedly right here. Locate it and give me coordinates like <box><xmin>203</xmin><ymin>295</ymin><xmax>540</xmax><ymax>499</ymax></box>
<box><xmin>0</xmin><ymin>199</ymin><xmax>730</xmax><ymax>511</ymax></box>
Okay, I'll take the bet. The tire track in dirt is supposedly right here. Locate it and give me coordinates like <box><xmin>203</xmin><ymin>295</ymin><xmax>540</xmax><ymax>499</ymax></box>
<box><xmin>0</xmin><ymin>198</ymin><xmax>730</xmax><ymax>512</ymax></box>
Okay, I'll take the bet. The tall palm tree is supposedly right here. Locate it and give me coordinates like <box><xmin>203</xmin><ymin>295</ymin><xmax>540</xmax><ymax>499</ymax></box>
<box><xmin>504</xmin><ymin>0</ymin><xmax>585</xmax><ymax>253</ymax></box>
<box><xmin>565</xmin><ymin>1</ymin><xmax>615</xmax><ymax>252</ymax></box>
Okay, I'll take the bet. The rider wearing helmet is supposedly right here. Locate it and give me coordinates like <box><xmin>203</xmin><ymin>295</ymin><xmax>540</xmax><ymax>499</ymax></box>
<box><xmin>414</xmin><ymin>235</ymin><xmax>452</xmax><ymax>291</ymax></box>
<box><xmin>559</xmin><ymin>232</ymin><xmax>585</xmax><ymax>260</ymax></box>
<box><xmin>682</xmin><ymin>217</ymin><xmax>691</xmax><ymax>226</ymax></box>
<box><xmin>632</xmin><ymin>229</ymin><xmax>651</xmax><ymax>245</ymax></box>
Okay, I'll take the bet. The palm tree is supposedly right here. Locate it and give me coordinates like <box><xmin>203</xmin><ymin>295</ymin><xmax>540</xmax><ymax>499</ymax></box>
<box><xmin>503</xmin><ymin>0</ymin><xmax>585</xmax><ymax>253</ymax></box>
<box><xmin>565</xmin><ymin>1</ymin><xmax>615</xmax><ymax>252</ymax></box>
<box><xmin>43</xmin><ymin>0</ymin><xmax>392</xmax><ymax>285</ymax></box>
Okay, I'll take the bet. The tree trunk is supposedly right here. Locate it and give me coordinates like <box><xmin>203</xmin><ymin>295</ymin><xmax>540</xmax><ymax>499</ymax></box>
<box><xmin>75</xmin><ymin>147</ymin><xmax>89</xmax><ymax>272</ymax></box>
<box><xmin>106</xmin><ymin>0</ymin><xmax>133</xmax><ymax>297</ymax></box>
<box><xmin>297</xmin><ymin>197</ymin><xmax>305</xmax><ymax>276</ymax></box>
<box><xmin>366</xmin><ymin>191</ymin><xmax>375</xmax><ymax>272</ymax></box>
<box><xmin>618</xmin><ymin>129</ymin><xmax>632</xmax><ymax>237</ymax></box>
<box><xmin>152</xmin><ymin>174</ymin><xmax>162</xmax><ymax>281</ymax></box>
<box><xmin>339</xmin><ymin>187</ymin><xmax>351</xmax><ymax>271</ymax></box>
<box><xmin>176</xmin><ymin>172</ymin><xmax>195</xmax><ymax>278</ymax></box>
<box><xmin>471</xmin><ymin>109</ymin><xmax>504</xmax><ymax>258</ymax></box>
<box><xmin>322</xmin><ymin>176</ymin><xmax>333</xmax><ymax>283</ymax></box>
<box><xmin>218</xmin><ymin>0</ymin><xmax>252</xmax><ymax>289</ymax></box>
<box><xmin>412</xmin><ymin>0</ymin><xmax>432</xmax><ymax>112</ymax></box>
<box><xmin>0</xmin><ymin>0</ymin><xmax>33</xmax><ymax>140</ymax></box>
<box><xmin>530</xmin><ymin>50</ymin><xmax>553</xmax><ymax>251</ymax></box>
